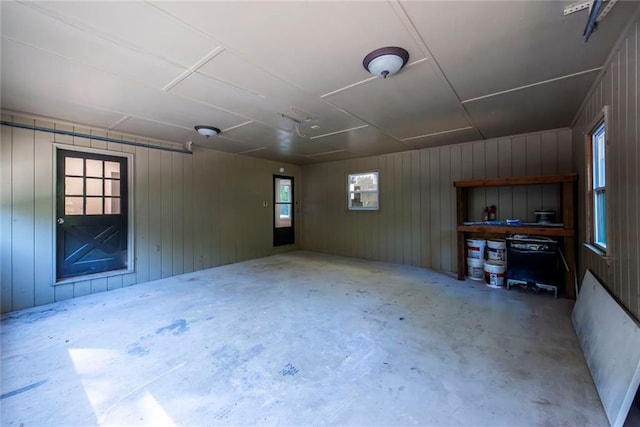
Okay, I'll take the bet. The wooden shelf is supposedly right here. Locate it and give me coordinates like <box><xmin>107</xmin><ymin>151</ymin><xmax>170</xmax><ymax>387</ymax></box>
<box><xmin>455</xmin><ymin>174</ymin><xmax>577</xmax><ymax>298</ymax></box>
<box><xmin>457</xmin><ymin>225</ymin><xmax>574</xmax><ymax>237</ymax></box>
<box><xmin>454</xmin><ymin>173</ymin><xmax>577</xmax><ymax>188</ymax></box>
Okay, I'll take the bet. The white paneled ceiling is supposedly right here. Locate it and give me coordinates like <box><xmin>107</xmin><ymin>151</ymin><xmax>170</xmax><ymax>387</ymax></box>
<box><xmin>1</xmin><ymin>0</ymin><xmax>638</xmax><ymax>164</ymax></box>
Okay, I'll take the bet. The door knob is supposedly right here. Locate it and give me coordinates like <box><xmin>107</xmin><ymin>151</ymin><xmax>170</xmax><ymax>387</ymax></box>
<box><xmin>57</xmin><ymin>218</ymin><xmax>64</xmax><ymax>224</ymax></box>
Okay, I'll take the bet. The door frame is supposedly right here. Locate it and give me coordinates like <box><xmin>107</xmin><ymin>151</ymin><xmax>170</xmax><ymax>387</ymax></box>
<box><xmin>273</xmin><ymin>174</ymin><xmax>295</xmax><ymax>247</ymax></box>
<box><xmin>52</xmin><ymin>143</ymin><xmax>135</xmax><ymax>284</ymax></box>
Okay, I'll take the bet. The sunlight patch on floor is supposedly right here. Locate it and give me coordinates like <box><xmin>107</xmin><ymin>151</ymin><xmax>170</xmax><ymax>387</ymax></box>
<box><xmin>68</xmin><ymin>347</ymin><xmax>180</xmax><ymax>426</ymax></box>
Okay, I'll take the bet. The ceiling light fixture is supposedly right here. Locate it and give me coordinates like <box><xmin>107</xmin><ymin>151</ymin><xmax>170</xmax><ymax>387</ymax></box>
<box><xmin>363</xmin><ymin>46</ymin><xmax>409</xmax><ymax>79</ymax></box>
<box><xmin>194</xmin><ymin>125</ymin><xmax>221</xmax><ymax>138</ymax></box>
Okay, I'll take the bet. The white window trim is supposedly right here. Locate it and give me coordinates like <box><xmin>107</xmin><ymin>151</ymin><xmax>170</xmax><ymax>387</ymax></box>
<box><xmin>347</xmin><ymin>171</ymin><xmax>379</xmax><ymax>211</ymax></box>
<box><xmin>585</xmin><ymin>106</ymin><xmax>610</xmax><ymax>257</ymax></box>
<box><xmin>52</xmin><ymin>143</ymin><xmax>135</xmax><ymax>285</ymax></box>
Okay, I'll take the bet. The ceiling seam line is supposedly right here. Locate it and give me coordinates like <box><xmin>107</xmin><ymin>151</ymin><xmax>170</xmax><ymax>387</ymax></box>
<box><xmin>306</xmin><ymin>149</ymin><xmax>346</xmax><ymax>157</ymax></box>
<box><xmin>320</xmin><ymin>58</ymin><xmax>428</xmax><ymax>99</ymax></box>
<box><xmin>309</xmin><ymin>125</ymin><xmax>370</xmax><ymax>140</ymax></box>
<box><xmin>570</xmin><ymin>3</ymin><xmax>640</xmax><ymax>127</ymax></box>
<box><xmin>162</xmin><ymin>47</ymin><xmax>225</xmax><ymax>91</ymax></box>
<box><xmin>107</xmin><ymin>115</ymin><xmax>131</xmax><ymax>130</ymax></box>
<box><xmin>222</xmin><ymin>121</ymin><xmax>254</xmax><ymax>133</ymax></box>
<box><xmin>1</xmin><ymin>37</ymin><xmax>253</xmax><ymax>129</ymax></box>
<box><xmin>401</xmin><ymin>126</ymin><xmax>474</xmax><ymax>142</ymax></box>
<box><xmin>18</xmin><ymin>1</ymin><xmax>197</xmax><ymax>72</ymax></box>
<box><xmin>236</xmin><ymin>147</ymin><xmax>267</xmax><ymax>154</ymax></box>
<box><xmin>388</xmin><ymin>0</ymin><xmax>485</xmax><ymax>140</ymax></box>
<box><xmin>318</xmin><ymin>98</ymin><xmax>410</xmax><ymax>146</ymax></box>
<box><xmin>0</xmin><ymin>35</ymin><xmax>208</xmax><ymax>107</ymax></box>
<box><xmin>148</xmin><ymin>1</ymin><xmax>350</xmax><ymax>101</ymax></box>
<box><xmin>462</xmin><ymin>67</ymin><xmax>604</xmax><ymax>104</ymax></box>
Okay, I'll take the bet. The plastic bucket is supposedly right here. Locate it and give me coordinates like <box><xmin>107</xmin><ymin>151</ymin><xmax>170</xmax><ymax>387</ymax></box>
<box><xmin>466</xmin><ymin>238</ymin><xmax>486</xmax><ymax>259</ymax></box>
<box><xmin>467</xmin><ymin>257</ymin><xmax>485</xmax><ymax>281</ymax></box>
<box><xmin>487</xmin><ymin>239</ymin><xmax>506</xmax><ymax>262</ymax></box>
<box><xmin>484</xmin><ymin>260</ymin><xmax>506</xmax><ymax>287</ymax></box>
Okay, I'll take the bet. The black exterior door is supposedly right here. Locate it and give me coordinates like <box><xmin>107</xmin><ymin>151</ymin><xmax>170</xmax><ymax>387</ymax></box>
<box><xmin>273</xmin><ymin>175</ymin><xmax>294</xmax><ymax>246</ymax></box>
<box><xmin>56</xmin><ymin>149</ymin><xmax>128</xmax><ymax>280</ymax></box>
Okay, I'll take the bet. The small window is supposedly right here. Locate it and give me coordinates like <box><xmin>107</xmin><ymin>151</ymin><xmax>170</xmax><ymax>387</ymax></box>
<box><xmin>348</xmin><ymin>172</ymin><xmax>379</xmax><ymax>211</ymax></box>
<box><xmin>587</xmin><ymin>116</ymin><xmax>607</xmax><ymax>251</ymax></box>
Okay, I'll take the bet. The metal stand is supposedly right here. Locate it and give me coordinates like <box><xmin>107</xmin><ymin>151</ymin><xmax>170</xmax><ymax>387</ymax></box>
<box><xmin>507</xmin><ymin>279</ymin><xmax>558</xmax><ymax>298</ymax></box>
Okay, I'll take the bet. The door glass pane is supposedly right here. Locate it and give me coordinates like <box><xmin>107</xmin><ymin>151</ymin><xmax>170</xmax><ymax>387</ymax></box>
<box><xmin>105</xmin><ymin>197</ymin><xmax>121</xmax><ymax>214</ymax></box>
<box><xmin>65</xmin><ymin>177</ymin><xmax>84</xmax><ymax>195</ymax></box>
<box><xmin>86</xmin><ymin>197</ymin><xmax>103</xmax><ymax>215</ymax></box>
<box><xmin>65</xmin><ymin>157</ymin><xmax>83</xmax><ymax>176</ymax></box>
<box><xmin>104</xmin><ymin>179</ymin><xmax>120</xmax><ymax>196</ymax></box>
<box><xmin>86</xmin><ymin>178</ymin><xmax>103</xmax><ymax>196</ymax></box>
<box><xmin>104</xmin><ymin>161</ymin><xmax>120</xmax><ymax>179</ymax></box>
<box><xmin>279</xmin><ymin>204</ymin><xmax>291</xmax><ymax>218</ymax></box>
<box><xmin>86</xmin><ymin>159</ymin><xmax>103</xmax><ymax>177</ymax></box>
<box><xmin>65</xmin><ymin>197</ymin><xmax>84</xmax><ymax>215</ymax></box>
<box><xmin>276</xmin><ymin>179</ymin><xmax>291</xmax><ymax>203</ymax></box>
<box><xmin>275</xmin><ymin>203</ymin><xmax>292</xmax><ymax>228</ymax></box>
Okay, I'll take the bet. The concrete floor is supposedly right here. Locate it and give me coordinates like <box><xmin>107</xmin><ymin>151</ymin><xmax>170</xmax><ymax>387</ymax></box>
<box><xmin>1</xmin><ymin>251</ymin><xmax>607</xmax><ymax>426</ymax></box>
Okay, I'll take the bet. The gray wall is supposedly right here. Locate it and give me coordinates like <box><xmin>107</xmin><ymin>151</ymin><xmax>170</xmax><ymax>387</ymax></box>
<box><xmin>300</xmin><ymin>128</ymin><xmax>572</xmax><ymax>274</ymax></box>
<box><xmin>0</xmin><ymin>114</ymin><xmax>300</xmax><ymax>313</ymax></box>
<box><xmin>572</xmin><ymin>14</ymin><xmax>639</xmax><ymax>319</ymax></box>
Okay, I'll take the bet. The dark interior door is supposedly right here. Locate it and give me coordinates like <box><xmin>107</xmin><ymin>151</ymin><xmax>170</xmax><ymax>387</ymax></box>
<box><xmin>273</xmin><ymin>175</ymin><xmax>294</xmax><ymax>246</ymax></box>
<box><xmin>56</xmin><ymin>149</ymin><xmax>128</xmax><ymax>280</ymax></box>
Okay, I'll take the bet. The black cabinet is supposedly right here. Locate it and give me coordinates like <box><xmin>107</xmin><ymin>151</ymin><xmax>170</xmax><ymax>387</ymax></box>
<box><xmin>506</xmin><ymin>237</ymin><xmax>560</xmax><ymax>297</ymax></box>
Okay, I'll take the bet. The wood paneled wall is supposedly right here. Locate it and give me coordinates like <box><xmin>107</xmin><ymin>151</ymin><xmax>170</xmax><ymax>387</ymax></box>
<box><xmin>300</xmin><ymin>128</ymin><xmax>572</xmax><ymax>274</ymax></box>
<box><xmin>0</xmin><ymin>114</ymin><xmax>300</xmax><ymax>313</ymax></box>
<box><xmin>572</xmin><ymin>14</ymin><xmax>639</xmax><ymax>319</ymax></box>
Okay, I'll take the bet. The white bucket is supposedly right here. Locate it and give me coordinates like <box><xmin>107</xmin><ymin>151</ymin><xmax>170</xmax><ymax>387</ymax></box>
<box><xmin>484</xmin><ymin>260</ymin><xmax>506</xmax><ymax>287</ymax></box>
<box><xmin>487</xmin><ymin>239</ymin><xmax>506</xmax><ymax>262</ymax></box>
<box><xmin>466</xmin><ymin>238</ymin><xmax>486</xmax><ymax>259</ymax></box>
<box><xmin>467</xmin><ymin>257</ymin><xmax>485</xmax><ymax>281</ymax></box>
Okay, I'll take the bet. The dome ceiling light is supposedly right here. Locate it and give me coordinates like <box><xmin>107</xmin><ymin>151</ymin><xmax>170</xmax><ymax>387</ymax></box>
<box><xmin>194</xmin><ymin>125</ymin><xmax>221</xmax><ymax>138</ymax></box>
<box><xmin>362</xmin><ymin>46</ymin><xmax>409</xmax><ymax>79</ymax></box>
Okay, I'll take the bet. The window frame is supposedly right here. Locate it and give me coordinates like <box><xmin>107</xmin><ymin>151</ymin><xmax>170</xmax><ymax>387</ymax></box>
<box><xmin>585</xmin><ymin>106</ymin><xmax>609</xmax><ymax>255</ymax></box>
<box><xmin>347</xmin><ymin>171</ymin><xmax>379</xmax><ymax>211</ymax></box>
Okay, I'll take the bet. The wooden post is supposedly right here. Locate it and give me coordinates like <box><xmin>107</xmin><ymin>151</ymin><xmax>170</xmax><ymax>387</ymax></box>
<box><xmin>562</xmin><ymin>181</ymin><xmax>576</xmax><ymax>299</ymax></box>
<box><xmin>456</xmin><ymin>187</ymin><xmax>466</xmax><ymax>280</ymax></box>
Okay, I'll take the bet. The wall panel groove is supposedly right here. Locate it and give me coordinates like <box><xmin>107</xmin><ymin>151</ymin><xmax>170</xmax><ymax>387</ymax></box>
<box><xmin>302</xmin><ymin>128</ymin><xmax>572</xmax><ymax>275</ymax></box>
<box><xmin>1</xmin><ymin>115</ymin><xmax>300</xmax><ymax>313</ymax></box>
<box><xmin>572</xmin><ymin>15</ymin><xmax>640</xmax><ymax>319</ymax></box>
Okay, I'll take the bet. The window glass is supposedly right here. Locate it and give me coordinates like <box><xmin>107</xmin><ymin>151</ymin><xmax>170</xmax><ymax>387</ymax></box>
<box><xmin>86</xmin><ymin>197</ymin><xmax>103</xmax><ymax>215</ymax></box>
<box><xmin>65</xmin><ymin>177</ymin><xmax>84</xmax><ymax>196</ymax></box>
<box><xmin>348</xmin><ymin>172</ymin><xmax>379</xmax><ymax>210</ymax></box>
<box><xmin>60</xmin><ymin>156</ymin><xmax>123</xmax><ymax>216</ymax></box>
<box><xmin>105</xmin><ymin>179</ymin><xmax>120</xmax><ymax>197</ymax></box>
<box><xmin>65</xmin><ymin>157</ymin><xmax>83</xmax><ymax>176</ymax></box>
<box><xmin>104</xmin><ymin>161</ymin><xmax>120</xmax><ymax>179</ymax></box>
<box><xmin>590</xmin><ymin>120</ymin><xmax>606</xmax><ymax>250</ymax></box>
<box><xmin>105</xmin><ymin>197</ymin><xmax>121</xmax><ymax>214</ymax></box>
<box><xmin>65</xmin><ymin>197</ymin><xmax>84</xmax><ymax>215</ymax></box>
<box><xmin>86</xmin><ymin>159</ymin><xmax>103</xmax><ymax>178</ymax></box>
<box><xmin>86</xmin><ymin>178</ymin><xmax>103</xmax><ymax>196</ymax></box>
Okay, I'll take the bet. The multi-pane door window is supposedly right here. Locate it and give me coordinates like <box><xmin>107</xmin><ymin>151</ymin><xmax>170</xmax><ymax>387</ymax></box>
<box><xmin>348</xmin><ymin>172</ymin><xmax>379</xmax><ymax>210</ymax></box>
<box><xmin>64</xmin><ymin>157</ymin><xmax>122</xmax><ymax>215</ymax></box>
<box><xmin>589</xmin><ymin>121</ymin><xmax>607</xmax><ymax>250</ymax></box>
